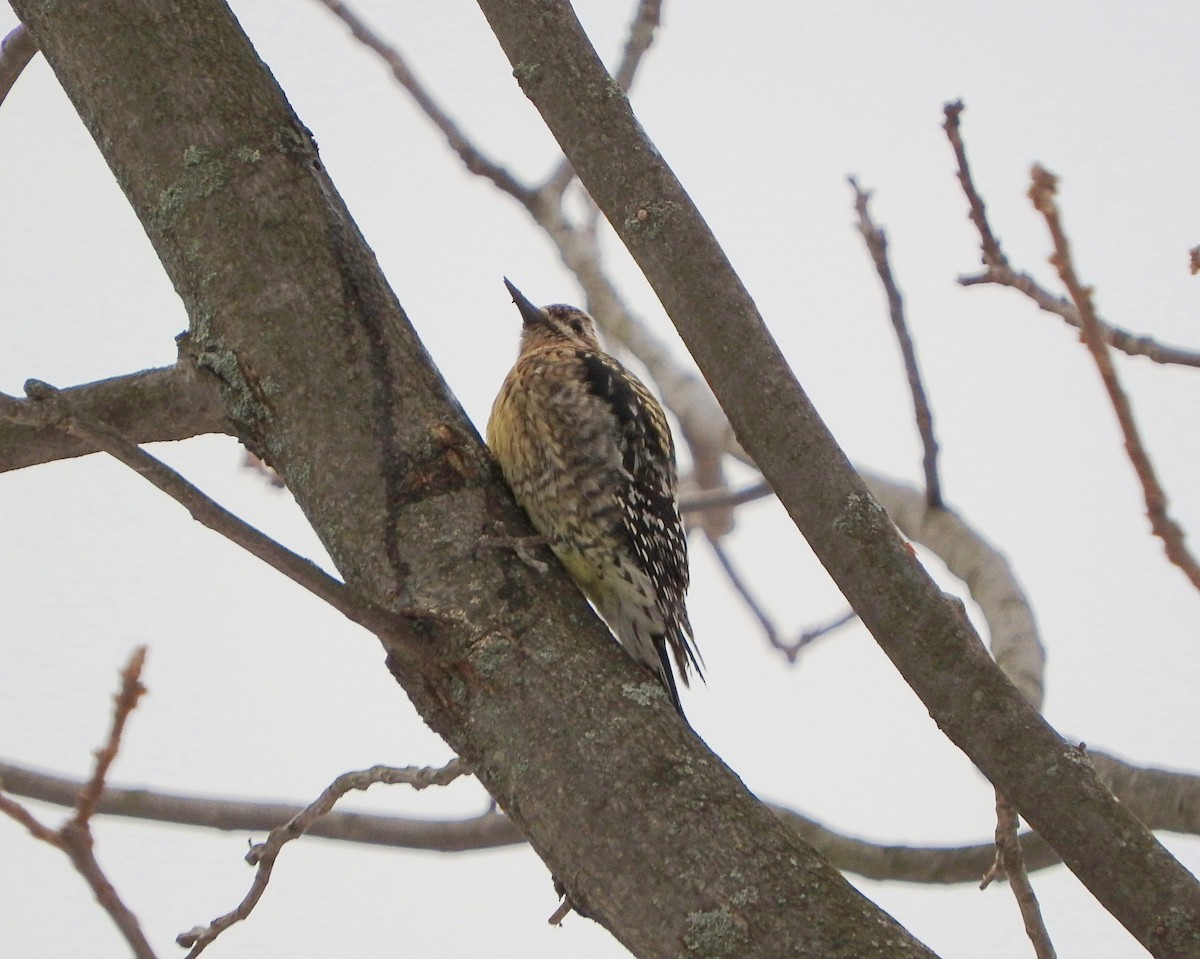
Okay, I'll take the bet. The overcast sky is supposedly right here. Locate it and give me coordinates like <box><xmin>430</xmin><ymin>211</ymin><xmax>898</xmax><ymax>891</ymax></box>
<box><xmin>2</xmin><ymin>2</ymin><xmax>1198</xmax><ymax>957</ymax></box>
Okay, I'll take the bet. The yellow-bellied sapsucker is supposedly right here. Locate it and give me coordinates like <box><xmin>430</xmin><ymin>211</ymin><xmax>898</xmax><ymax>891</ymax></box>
<box><xmin>487</xmin><ymin>279</ymin><xmax>701</xmax><ymax>715</ymax></box>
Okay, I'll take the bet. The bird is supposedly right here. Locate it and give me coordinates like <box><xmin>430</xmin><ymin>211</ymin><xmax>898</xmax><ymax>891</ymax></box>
<box><xmin>487</xmin><ymin>278</ymin><xmax>702</xmax><ymax>715</ymax></box>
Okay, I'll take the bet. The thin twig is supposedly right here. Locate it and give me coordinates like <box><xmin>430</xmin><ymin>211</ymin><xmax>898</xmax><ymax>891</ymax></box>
<box><xmin>794</xmin><ymin>608</ymin><xmax>859</xmax><ymax>652</ymax></box>
<box><xmin>177</xmin><ymin>760</ymin><xmax>465</xmax><ymax>957</ymax></box>
<box><xmin>981</xmin><ymin>791</ymin><xmax>1057</xmax><ymax>959</ymax></box>
<box><xmin>945</xmin><ymin>101</ymin><xmax>1200</xmax><ymax>369</ymax></box>
<box><xmin>705</xmin><ymin>532</ymin><xmax>779</xmax><ymax>644</ymax></box>
<box><xmin>943</xmin><ymin>100</ymin><xmax>1006</xmax><ymax>269</ymax></box>
<box><xmin>961</xmin><ymin>264</ymin><xmax>1200</xmax><ymax>368</ymax></box>
<box><xmin>849</xmin><ymin>177</ymin><xmax>943</xmax><ymax>509</ymax></box>
<box><xmin>312</xmin><ymin>0</ymin><xmax>535</xmax><ymax>206</ymax></box>
<box><xmin>705</xmin><ymin>534</ymin><xmax>856</xmax><ymax>661</ymax></box>
<box><xmin>9</xmin><ymin>381</ymin><xmax>445</xmax><ymax>662</ymax></box>
<box><xmin>74</xmin><ymin>647</ymin><xmax>147</xmax><ymax>825</ymax></box>
<box><xmin>0</xmin><ymin>23</ymin><xmax>38</xmax><ymax>109</ymax></box>
<box><xmin>0</xmin><ymin>649</ymin><xmax>159</xmax><ymax>959</ymax></box>
<box><xmin>1028</xmin><ymin>168</ymin><xmax>1200</xmax><ymax>592</ymax></box>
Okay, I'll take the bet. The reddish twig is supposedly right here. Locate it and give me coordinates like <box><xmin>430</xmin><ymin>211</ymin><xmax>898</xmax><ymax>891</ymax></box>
<box><xmin>74</xmin><ymin>648</ymin><xmax>147</xmax><ymax>825</ymax></box>
<box><xmin>849</xmin><ymin>176</ymin><xmax>943</xmax><ymax>508</ymax></box>
<box><xmin>0</xmin><ymin>648</ymin><xmax>159</xmax><ymax>959</ymax></box>
<box><xmin>981</xmin><ymin>791</ymin><xmax>1057</xmax><ymax>959</ymax></box>
<box><xmin>1028</xmin><ymin>168</ymin><xmax>1200</xmax><ymax>592</ymax></box>
<box><xmin>177</xmin><ymin>760</ymin><xmax>465</xmax><ymax>957</ymax></box>
<box><xmin>946</xmin><ymin>101</ymin><xmax>1200</xmax><ymax>369</ymax></box>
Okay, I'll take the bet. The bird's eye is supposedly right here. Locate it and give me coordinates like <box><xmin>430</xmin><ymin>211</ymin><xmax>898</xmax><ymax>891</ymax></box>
<box><xmin>568</xmin><ymin>318</ymin><xmax>586</xmax><ymax>336</ymax></box>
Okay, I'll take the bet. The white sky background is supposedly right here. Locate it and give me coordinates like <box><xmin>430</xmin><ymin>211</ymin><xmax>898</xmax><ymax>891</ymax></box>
<box><xmin>1</xmin><ymin>1</ymin><xmax>1198</xmax><ymax>956</ymax></box>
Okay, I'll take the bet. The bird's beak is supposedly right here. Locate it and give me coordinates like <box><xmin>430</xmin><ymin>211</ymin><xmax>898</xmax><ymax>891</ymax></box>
<box><xmin>504</xmin><ymin>278</ymin><xmax>544</xmax><ymax>328</ymax></box>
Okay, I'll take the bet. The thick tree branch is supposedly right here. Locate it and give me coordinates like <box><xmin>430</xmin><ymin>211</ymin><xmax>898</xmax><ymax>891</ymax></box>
<box><xmin>0</xmin><ymin>364</ymin><xmax>228</xmax><ymax>474</ymax></box>
<box><xmin>475</xmin><ymin>1</ymin><xmax>1200</xmax><ymax>953</ymax></box>
<box><xmin>541</xmin><ymin>0</ymin><xmax>662</xmax><ymax>199</ymax></box>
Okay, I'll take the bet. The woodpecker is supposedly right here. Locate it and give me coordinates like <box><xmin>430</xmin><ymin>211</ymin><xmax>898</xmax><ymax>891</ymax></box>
<box><xmin>487</xmin><ymin>279</ymin><xmax>701</xmax><ymax>714</ymax></box>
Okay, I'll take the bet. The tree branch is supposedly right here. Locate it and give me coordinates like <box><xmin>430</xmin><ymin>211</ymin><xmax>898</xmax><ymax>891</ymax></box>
<box><xmin>5</xmin><ymin>746</ymin><xmax>1198</xmax><ymax>885</ymax></box>
<box><xmin>0</xmin><ymin>363</ymin><xmax>228</xmax><ymax>474</ymax></box>
<box><xmin>6</xmin><ymin>380</ymin><xmax>443</xmax><ymax>668</ymax></box>
<box><xmin>862</xmin><ymin>472</ymin><xmax>1045</xmax><ymax>709</ymax></box>
<box><xmin>0</xmin><ymin>648</ymin><xmax>159</xmax><ymax>959</ymax></box>
<box><xmin>177</xmin><ymin>761</ymin><xmax>465</xmax><ymax>957</ymax></box>
<box><xmin>1028</xmin><ymin>166</ymin><xmax>1200</xmax><ymax>592</ymax></box>
<box><xmin>850</xmin><ymin>177</ymin><xmax>943</xmax><ymax>509</ymax></box>
<box><xmin>541</xmin><ymin>0</ymin><xmax>662</xmax><ymax>199</ymax></box>
<box><xmin>945</xmin><ymin>101</ymin><xmax>1200</xmax><ymax>369</ymax></box>
<box><xmin>0</xmin><ymin>22</ymin><xmax>37</xmax><ymax>108</ymax></box>
<box><xmin>981</xmin><ymin>791</ymin><xmax>1056</xmax><ymax>959</ymax></box>
<box><xmin>311</xmin><ymin>0</ymin><xmax>536</xmax><ymax>206</ymax></box>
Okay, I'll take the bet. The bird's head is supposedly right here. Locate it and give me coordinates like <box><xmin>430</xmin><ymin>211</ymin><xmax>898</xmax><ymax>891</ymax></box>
<box><xmin>504</xmin><ymin>278</ymin><xmax>602</xmax><ymax>353</ymax></box>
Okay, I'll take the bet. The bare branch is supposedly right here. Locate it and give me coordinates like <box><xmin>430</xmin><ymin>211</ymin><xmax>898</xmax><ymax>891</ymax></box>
<box><xmin>946</xmin><ymin>101</ymin><xmax>1200</xmax><ymax>369</ymax></box>
<box><xmin>5</xmin><ymin>747</ymin><xmax>1199</xmax><ymax>885</ymax></box>
<box><xmin>0</xmin><ymin>649</ymin><xmax>159</xmax><ymax>959</ymax></box>
<box><xmin>0</xmin><ymin>23</ymin><xmax>37</xmax><ymax>108</ymax></box>
<box><xmin>0</xmin><ymin>791</ymin><xmax>58</xmax><ymax>843</ymax></box>
<box><xmin>73</xmin><ymin>647</ymin><xmax>148</xmax><ymax>826</ymax></box>
<box><xmin>177</xmin><ymin>761</ymin><xmax>465</xmax><ymax>957</ymax></box>
<box><xmin>5</xmin><ymin>382</ymin><xmax>445</xmax><ymax>665</ymax></box>
<box><xmin>849</xmin><ymin>176</ymin><xmax>943</xmax><ymax>508</ymax></box>
<box><xmin>794</xmin><ymin>608</ymin><xmax>859</xmax><ymax>650</ymax></box>
<box><xmin>982</xmin><ymin>791</ymin><xmax>1057</xmax><ymax>959</ymax></box>
<box><xmin>1028</xmin><ymin>167</ymin><xmax>1200</xmax><ymax>592</ymax></box>
<box><xmin>705</xmin><ymin>532</ymin><xmax>780</xmax><ymax>649</ymax></box>
<box><xmin>611</xmin><ymin>0</ymin><xmax>662</xmax><ymax>93</ymax></box>
<box><xmin>706</xmin><ymin>533</ymin><xmax>858</xmax><ymax>662</ymax></box>
<box><xmin>943</xmin><ymin>100</ymin><xmax>1006</xmax><ymax>269</ymax></box>
<box><xmin>0</xmin><ymin>364</ymin><xmax>228</xmax><ymax>474</ymax></box>
<box><xmin>312</xmin><ymin>0</ymin><xmax>536</xmax><ymax>207</ymax></box>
